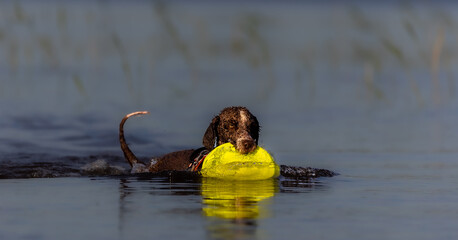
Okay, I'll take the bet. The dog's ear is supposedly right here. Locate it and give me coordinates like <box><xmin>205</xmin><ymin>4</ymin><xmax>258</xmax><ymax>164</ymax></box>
<box><xmin>203</xmin><ymin>115</ymin><xmax>220</xmax><ymax>150</ymax></box>
<box><xmin>252</xmin><ymin>115</ymin><xmax>260</xmax><ymax>145</ymax></box>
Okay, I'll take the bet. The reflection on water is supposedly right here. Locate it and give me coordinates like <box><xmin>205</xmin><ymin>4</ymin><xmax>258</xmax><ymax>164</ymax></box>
<box><xmin>116</xmin><ymin>176</ymin><xmax>286</xmax><ymax>239</ymax></box>
<box><xmin>114</xmin><ymin>175</ymin><xmax>329</xmax><ymax>240</ymax></box>
<box><xmin>201</xmin><ymin>178</ymin><xmax>278</xmax><ymax>239</ymax></box>
<box><xmin>201</xmin><ymin>178</ymin><xmax>278</xmax><ymax>219</ymax></box>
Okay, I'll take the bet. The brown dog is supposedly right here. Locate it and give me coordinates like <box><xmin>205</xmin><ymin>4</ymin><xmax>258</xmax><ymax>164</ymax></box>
<box><xmin>119</xmin><ymin>106</ymin><xmax>260</xmax><ymax>173</ymax></box>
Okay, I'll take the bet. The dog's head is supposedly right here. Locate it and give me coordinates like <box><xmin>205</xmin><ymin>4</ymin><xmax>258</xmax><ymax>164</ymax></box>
<box><xmin>203</xmin><ymin>106</ymin><xmax>260</xmax><ymax>154</ymax></box>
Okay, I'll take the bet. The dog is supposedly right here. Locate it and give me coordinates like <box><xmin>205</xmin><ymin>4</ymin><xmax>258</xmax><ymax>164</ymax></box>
<box><xmin>119</xmin><ymin>106</ymin><xmax>260</xmax><ymax>173</ymax></box>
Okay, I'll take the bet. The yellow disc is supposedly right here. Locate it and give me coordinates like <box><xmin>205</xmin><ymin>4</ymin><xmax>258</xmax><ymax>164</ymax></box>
<box><xmin>201</xmin><ymin>143</ymin><xmax>280</xmax><ymax>180</ymax></box>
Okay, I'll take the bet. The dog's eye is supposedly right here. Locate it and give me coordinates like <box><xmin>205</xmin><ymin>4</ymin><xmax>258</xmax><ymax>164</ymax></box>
<box><xmin>225</xmin><ymin>120</ymin><xmax>238</xmax><ymax>129</ymax></box>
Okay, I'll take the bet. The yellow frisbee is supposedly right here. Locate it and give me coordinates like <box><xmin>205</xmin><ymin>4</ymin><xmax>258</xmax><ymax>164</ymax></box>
<box><xmin>201</xmin><ymin>143</ymin><xmax>280</xmax><ymax>180</ymax></box>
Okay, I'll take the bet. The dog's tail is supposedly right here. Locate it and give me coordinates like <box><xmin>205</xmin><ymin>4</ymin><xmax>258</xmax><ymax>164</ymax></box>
<box><xmin>119</xmin><ymin>111</ymin><xmax>149</xmax><ymax>167</ymax></box>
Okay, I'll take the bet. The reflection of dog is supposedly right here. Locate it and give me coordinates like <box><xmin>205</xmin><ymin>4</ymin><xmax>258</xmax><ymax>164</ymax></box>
<box><xmin>119</xmin><ymin>106</ymin><xmax>260</xmax><ymax>173</ymax></box>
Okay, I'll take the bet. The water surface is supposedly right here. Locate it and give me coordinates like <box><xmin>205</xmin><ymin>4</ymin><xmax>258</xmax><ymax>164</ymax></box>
<box><xmin>2</xmin><ymin>1</ymin><xmax>458</xmax><ymax>239</ymax></box>
<box><xmin>2</xmin><ymin>152</ymin><xmax>458</xmax><ymax>240</ymax></box>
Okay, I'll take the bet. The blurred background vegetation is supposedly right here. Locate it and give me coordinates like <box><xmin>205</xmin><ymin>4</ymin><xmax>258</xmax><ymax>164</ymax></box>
<box><xmin>1</xmin><ymin>1</ymin><xmax>458</xmax><ymax>155</ymax></box>
<box><xmin>1</xmin><ymin>1</ymin><xmax>457</xmax><ymax>111</ymax></box>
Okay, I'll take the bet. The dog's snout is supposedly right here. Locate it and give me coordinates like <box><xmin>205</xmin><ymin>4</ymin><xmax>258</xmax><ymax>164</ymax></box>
<box><xmin>237</xmin><ymin>138</ymin><xmax>256</xmax><ymax>154</ymax></box>
<box><xmin>242</xmin><ymin>139</ymin><xmax>254</xmax><ymax>150</ymax></box>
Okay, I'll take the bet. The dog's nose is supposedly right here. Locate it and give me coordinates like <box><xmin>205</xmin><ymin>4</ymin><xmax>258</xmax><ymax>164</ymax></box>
<box><xmin>240</xmin><ymin>139</ymin><xmax>256</xmax><ymax>154</ymax></box>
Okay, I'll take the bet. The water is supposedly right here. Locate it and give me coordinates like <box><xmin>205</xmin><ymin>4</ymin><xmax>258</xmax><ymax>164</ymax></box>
<box><xmin>1</xmin><ymin>155</ymin><xmax>457</xmax><ymax>240</ymax></box>
<box><xmin>2</xmin><ymin>1</ymin><xmax>458</xmax><ymax>239</ymax></box>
